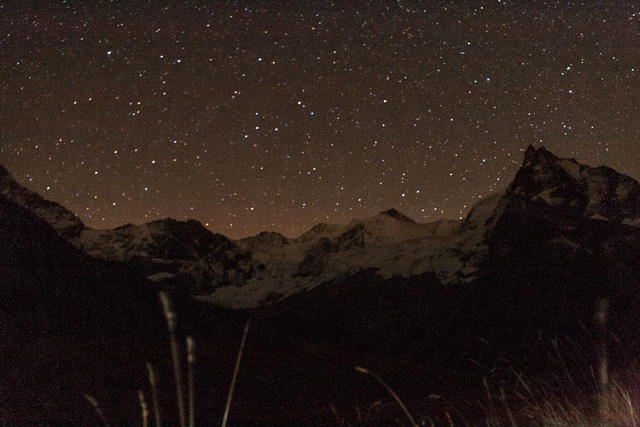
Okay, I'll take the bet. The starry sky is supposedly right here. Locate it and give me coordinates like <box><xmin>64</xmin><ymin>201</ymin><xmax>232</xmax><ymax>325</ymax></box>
<box><xmin>1</xmin><ymin>1</ymin><xmax>639</xmax><ymax>239</ymax></box>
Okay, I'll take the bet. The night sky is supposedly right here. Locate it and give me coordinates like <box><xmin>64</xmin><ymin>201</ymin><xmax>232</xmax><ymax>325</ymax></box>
<box><xmin>1</xmin><ymin>1</ymin><xmax>638</xmax><ymax>239</ymax></box>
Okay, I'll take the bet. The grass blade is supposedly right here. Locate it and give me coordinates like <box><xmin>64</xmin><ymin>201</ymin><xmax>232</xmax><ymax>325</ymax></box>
<box><xmin>221</xmin><ymin>318</ymin><xmax>251</xmax><ymax>427</ymax></box>
<box><xmin>146</xmin><ymin>362</ymin><xmax>162</xmax><ymax>427</ymax></box>
<box><xmin>159</xmin><ymin>291</ymin><xmax>186</xmax><ymax>427</ymax></box>
<box><xmin>187</xmin><ymin>336</ymin><xmax>195</xmax><ymax>427</ymax></box>
<box><xmin>354</xmin><ymin>366</ymin><xmax>418</xmax><ymax>427</ymax></box>
<box><xmin>84</xmin><ymin>393</ymin><xmax>111</xmax><ymax>427</ymax></box>
<box><xmin>138</xmin><ymin>390</ymin><xmax>149</xmax><ymax>427</ymax></box>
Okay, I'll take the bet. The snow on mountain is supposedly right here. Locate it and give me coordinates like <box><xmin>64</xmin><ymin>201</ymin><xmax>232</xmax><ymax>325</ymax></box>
<box><xmin>0</xmin><ymin>164</ymin><xmax>262</xmax><ymax>292</ymax></box>
<box><xmin>2</xmin><ymin>144</ymin><xmax>639</xmax><ymax>309</ymax></box>
<box><xmin>205</xmin><ymin>146</ymin><xmax>640</xmax><ymax>308</ymax></box>
<box><xmin>238</xmin><ymin>231</ymin><xmax>290</xmax><ymax>253</ymax></box>
<box><xmin>79</xmin><ymin>219</ymin><xmax>216</xmax><ymax>261</ymax></box>
<box><xmin>205</xmin><ymin>209</ymin><xmax>483</xmax><ymax>308</ymax></box>
<box><xmin>78</xmin><ymin>218</ymin><xmax>261</xmax><ymax>291</ymax></box>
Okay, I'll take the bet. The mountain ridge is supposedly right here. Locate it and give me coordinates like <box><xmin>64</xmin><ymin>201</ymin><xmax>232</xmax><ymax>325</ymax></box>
<box><xmin>2</xmin><ymin>145</ymin><xmax>639</xmax><ymax>308</ymax></box>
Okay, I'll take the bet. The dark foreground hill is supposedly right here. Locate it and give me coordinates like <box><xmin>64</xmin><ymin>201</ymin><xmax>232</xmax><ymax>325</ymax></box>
<box><xmin>0</xmin><ymin>193</ymin><xmax>167</xmax><ymax>424</ymax></box>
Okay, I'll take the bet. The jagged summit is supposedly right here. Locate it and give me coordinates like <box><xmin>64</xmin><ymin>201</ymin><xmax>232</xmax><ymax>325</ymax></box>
<box><xmin>113</xmin><ymin>217</ymin><xmax>213</xmax><ymax>239</ymax></box>
<box><xmin>298</xmin><ymin>222</ymin><xmax>346</xmax><ymax>241</ymax></box>
<box><xmin>523</xmin><ymin>144</ymin><xmax>559</xmax><ymax>165</ymax></box>
<box><xmin>509</xmin><ymin>146</ymin><xmax>640</xmax><ymax>224</ymax></box>
<box><xmin>3</xmin><ymin>144</ymin><xmax>640</xmax><ymax>309</ymax></box>
<box><xmin>378</xmin><ymin>208</ymin><xmax>416</xmax><ymax>223</ymax></box>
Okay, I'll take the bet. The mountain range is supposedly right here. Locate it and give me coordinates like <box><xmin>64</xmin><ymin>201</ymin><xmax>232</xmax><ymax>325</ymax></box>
<box><xmin>3</xmin><ymin>145</ymin><xmax>640</xmax><ymax>424</ymax></box>
<box><xmin>2</xmin><ymin>145</ymin><xmax>640</xmax><ymax>310</ymax></box>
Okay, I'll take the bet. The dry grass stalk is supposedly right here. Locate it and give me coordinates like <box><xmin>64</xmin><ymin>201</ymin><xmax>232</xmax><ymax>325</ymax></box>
<box><xmin>222</xmin><ymin>318</ymin><xmax>252</xmax><ymax>427</ymax></box>
<box><xmin>328</xmin><ymin>402</ymin><xmax>345</xmax><ymax>426</ymax></box>
<box><xmin>146</xmin><ymin>361</ymin><xmax>162</xmax><ymax>427</ymax></box>
<box><xmin>186</xmin><ymin>336</ymin><xmax>195</xmax><ymax>427</ymax></box>
<box><xmin>138</xmin><ymin>390</ymin><xmax>149</xmax><ymax>427</ymax></box>
<box><xmin>83</xmin><ymin>393</ymin><xmax>111</xmax><ymax>427</ymax></box>
<box><xmin>159</xmin><ymin>291</ymin><xmax>186</xmax><ymax>427</ymax></box>
<box><xmin>482</xmin><ymin>376</ymin><xmax>498</xmax><ymax>425</ymax></box>
<box><xmin>499</xmin><ymin>386</ymin><xmax>517</xmax><ymax>427</ymax></box>
<box><xmin>354</xmin><ymin>365</ymin><xmax>418</xmax><ymax>427</ymax></box>
<box><xmin>595</xmin><ymin>298</ymin><xmax>610</xmax><ymax>423</ymax></box>
<box><xmin>444</xmin><ymin>410</ymin><xmax>454</xmax><ymax>427</ymax></box>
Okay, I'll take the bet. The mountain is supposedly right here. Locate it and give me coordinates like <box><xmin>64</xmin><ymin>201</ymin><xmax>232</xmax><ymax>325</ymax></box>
<box><xmin>0</xmin><ymin>164</ymin><xmax>85</xmax><ymax>239</ymax></box>
<box><xmin>511</xmin><ymin>145</ymin><xmax>640</xmax><ymax>224</ymax></box>
<box><xmin>211</xmin><ymin>144</ymin><xmax>634</xmax><ymax>308</ymax></box>
<box><xmin>465</xmin><ymin>145</ymin><xmax>640</xmax><ymax>280</ymax></box>
<box><xmin>2</xmin><ymin>145</ymin><xmax>640</xmax><ymax>311</ymax></box>
<box><xmin>0</xmin><ymin>163</ymin><xmax>469</xmax><ymax>306</ymax></box>
<box><xmin>0</xmin><ymin>166</ymin><xmax>261</xmax><ymax>293</ymax></box>
<box><xmin>4</xmin><ymin>146</ymin><xmax>640</xmax><ymax>424</ymax></box>
<box><xmin>0</xmin><ymin>191</ymin><xmax>165</xmax><ymax>423</ymax></box>
<box><xmin>0</xmin><ymin>191</ymin><xmax>162</xmax><ymax>338</ymax></box>
<box><xmin>78</xmin><ymin>219</ymin><xmax>260</xmax><ymax>293</ymax></box>
<box><xmin>257</xmin><ymin>146</ymin><xmax>640</xmax><ymax>365</ymax></box>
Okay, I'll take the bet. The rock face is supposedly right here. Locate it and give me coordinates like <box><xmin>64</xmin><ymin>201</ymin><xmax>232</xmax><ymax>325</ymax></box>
<box><xmin>0</xmin><ymin>166</ymin><xmax>261</xmax><ymax>293</ymax></box>
<box><xmin>511</xmin><ymin>145</ymin><xmax>640</xmax><ymax>224</ymax></box>
<box><xmin>262</xmin><ymin>147</ymin><xmax>640</xmax><ymax>362</ymax></box>
<box><xmin>0</xmin><ymin>165</ymin><xmax>85</xmax><ymax>240</ymax></box>
<box><xmin>468</xmin><ymin>146</ymin><xmax>640</xmax><ymax>272</ymax></box>
<box><xmin>78</xmin><ymin>219</ymin><xmax>260</xmax><ymax>292</ymax></box>
<box><xmin>2</xmin><ymin>145</ymin><xmax>640</xmax><ymax>310</ymax></box>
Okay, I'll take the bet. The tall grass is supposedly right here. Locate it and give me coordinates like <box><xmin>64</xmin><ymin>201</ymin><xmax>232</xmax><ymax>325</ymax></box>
<box><xmin>146</xmin><ymin>361</ymin><xmax>162</xmax><ymax>427</ymax></box>
<box><xmin>82</xmin><ymin>292</ymin><xmax>639</xmax><ymax>426</ymax></box>
<box><xmin>186</xmin><ymin>336</ymin><xmax>195</xmax><ymax>427</ymax></box>
<box><xmin>222</xmin><ymin>318</ymin><xmax>251</xmax><ymax>427</ymax></box>
<box><xmin>84</xmin><ymin>292</ymin><xmax>251</xmax><ymax>426</ymax></box>
<box><xmin>346</xmin><ymin>298</ymin><xmax>639</xmax><ymax>426</ymax></box>
<box><xmin>83</xmin><ymin>393</ymin><xmax>110</xmax><ymax>427</ymax></box>
<box><xmin>137</xmin><ymin>389</ymin><xmax>149</xmax><ymax>427</ymax></box>
<box><xmin>347</xmin><ymin>356</ymin><xmax>640</xmax><ymax>426</ymax></box>
<box><xmin>498</xmin><ymin>365</ymin><xmax>639</xmax><ymax>426</ymax></box>
<box><xmin>156</xmin><ymin>292</ymin><xmax>251</xmax><ymax>427</ymax></box>
<box><xmin>159</xmin><ymin>291</ymin><xmax>186</xmax><ymax>427</ymax></box>
<box><xmin>431</xmin><ymin>334</ymin><xmax>640</xmax><ymax>426</ymax></box>
<box><xmin>354</xmin><ymin>365</ymin><xmax>419</xmax><ymax>426</ymax></box>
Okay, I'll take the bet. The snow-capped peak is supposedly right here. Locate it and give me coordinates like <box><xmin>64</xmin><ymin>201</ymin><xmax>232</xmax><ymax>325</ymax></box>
<box><xmin>3</xmin><ymin>144</ymin><xmax>640</xmax><ymax>311</ymax></box>
<box><xmin>510</xmin><ymin>146</ymin><xmax>640</xmax><ymax>225</ymax></box>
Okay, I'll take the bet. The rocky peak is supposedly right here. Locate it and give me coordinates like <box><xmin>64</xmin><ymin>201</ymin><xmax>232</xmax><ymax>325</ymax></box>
<box><xmin>378</xmin><ymin>208</ymin><xmax>416</xmax><ymax>223</ymax></box>
<box><xmin>506</xmin><ymin>146</ymin><xmax>640</xmax><ymax>224</ymax></box>
<box><xmin>523</xmin><ymin>145</ymin><xmax>559</xmax><ymax>166</ymax></box>
<box><xmin>0</xmin><ymin>164</ymin><xmax>11</xmax><ymax>178</ymax></box>
<box><xmin>0</xmin><ymin>163</ymin><xmax>85</xmax><ymax>240</ymax></box>
<box><xmin>298</xmin><ymin>222</ymin><xmax>345</xmax><ymax>242</ymax></box>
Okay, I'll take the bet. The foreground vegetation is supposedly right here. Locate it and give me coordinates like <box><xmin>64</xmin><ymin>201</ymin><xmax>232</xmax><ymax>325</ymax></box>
<box><xmin>83</xmin><ymin>293</ymin><xmax>639</xmax><ymax>426</ymax></box>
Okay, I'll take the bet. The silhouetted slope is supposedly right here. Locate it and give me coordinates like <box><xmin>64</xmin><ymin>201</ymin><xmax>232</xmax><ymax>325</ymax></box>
<box><xmin>0</xmin><ymin>193</ymin><xmax>165</xmax><ymax>423</ymax></box>
<box><xmin>0</xmin><ymin>164</ymin><xmax>85</xmax><ymax>239</ymax></box>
